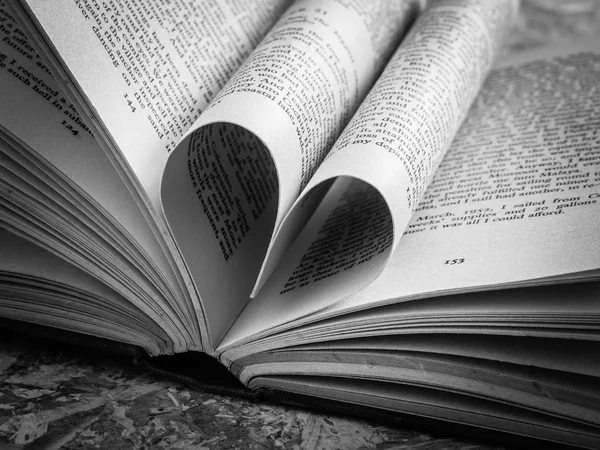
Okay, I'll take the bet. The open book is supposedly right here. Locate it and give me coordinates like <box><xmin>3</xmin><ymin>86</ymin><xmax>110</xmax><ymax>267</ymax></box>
<box><xmin>1</xmin><ymin>0</ymin><xmax>599</xmax><ymax>446</ymax></box>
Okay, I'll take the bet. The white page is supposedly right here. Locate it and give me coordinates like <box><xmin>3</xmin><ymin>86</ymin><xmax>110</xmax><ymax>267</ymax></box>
<box><xmin>337</xmin><ymin>39</ymin><xmax>600</xmax><ymax>311</ymax></box>
<box><xmin>10</xmin><ymin>0</ymin><xmax>291</xmax><ymax>211</ymax></box>
<box><xmin>218</xmin><ymin>0</ymin><xmax>518</xmax><ymax>344</ymax></box>
<box><xmin>219</xmin><ymin>39</ymin><xmax>600</xmax><ymax>351</ymax></box>
<box><xmin>6</xmin><ymin>0</ymin><xmax>293</xmax><ymax>349</ymax></box>
<box><xmin>0</xmin><ymin>6</ymin><xmax>154</xmax><ymax>256</ymax></box>
<box><xmin>0</xmin><ymin>8</ymin><xmax>200</xmax><ymax>348</ymax></box>
<box><xmin>161</xmin><ymin>0</ymin><xmax>423</xmax><ymax>347</ymax></box>
<box><xmin>252</xmin><ymin>0</ymin><xmax>519</xmax><ymax>302</ymax></box>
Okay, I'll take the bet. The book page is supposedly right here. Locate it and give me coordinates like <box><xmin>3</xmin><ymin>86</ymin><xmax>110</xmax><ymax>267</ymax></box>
<box><xmin>8</xmin><ymin>0</ymin><xmax>291</xmax><ymax>211</ymax></box>
<box><xmin>350</xmin><ymin>39</ymin><xmax>600</xmax><ymax>296</ymax></box>
<box><xmin>6</xmin><ymin>0</ymin><xmax>291</xmax><ymax>349</ymax></box>
<box><xmin>0</xmin><ymin>4</ymin><xmax>201</xmax><ymax>351</ymax></box>
<box><xmin>0</xmin><ymin>4</ymin><xmax>169</xmax><ymax>289</ymax></box>
<box><xmin>247</xmin><ymin>0</ymin><xmax>519</xmax><ymax>312</ymax></box>
<box><xmin>161</xmin><ymin>0</ymin><xmax>421</xmax><ymax>346</ymax></box>
<box><xmin>220</xmin><ymin>39</ymin><xmax>600</xmax><ymax>349</ymax></box>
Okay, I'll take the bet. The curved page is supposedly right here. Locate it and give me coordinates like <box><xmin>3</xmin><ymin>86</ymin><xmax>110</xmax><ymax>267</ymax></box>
<box><xmin>161</xmin><ymin>0</ymin><xmax>421</xmax><ymax>346</ymax></box>
<box><xmin>250</xmin><ymin>0</ymin><xmax>520</xmax><ymax>314</ymax></box>
<box><xmin>8</xmin><ymin>0</ymin><xmax>292</xmax><ymax>350</ymax></box>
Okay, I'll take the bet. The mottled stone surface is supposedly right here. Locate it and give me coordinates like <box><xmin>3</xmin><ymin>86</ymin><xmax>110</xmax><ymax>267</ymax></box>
<box><xmin>1</xmin><ymin>1</ymin><xmax>599</xmax><ymax>449</ymax></box>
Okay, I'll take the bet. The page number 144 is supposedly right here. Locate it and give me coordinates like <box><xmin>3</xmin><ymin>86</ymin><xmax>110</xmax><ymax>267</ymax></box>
<box><xmin>445</xmin><ymin>258</ymin><xmax>465</xmax><ymax>265</ymax></box>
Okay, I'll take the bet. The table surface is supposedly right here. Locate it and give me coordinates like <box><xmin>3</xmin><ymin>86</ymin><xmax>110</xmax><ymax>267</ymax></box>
<box><xmin>2</xmin><ymin>1</ymin><xmax>600</xmax><ymax>449</ymax></box>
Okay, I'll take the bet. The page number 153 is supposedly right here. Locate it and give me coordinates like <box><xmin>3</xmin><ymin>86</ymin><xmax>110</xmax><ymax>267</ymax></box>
<box><xmin>445</xmin><ymin>258</ymin><xmax>465</xmax><ymax>265</ymax></box>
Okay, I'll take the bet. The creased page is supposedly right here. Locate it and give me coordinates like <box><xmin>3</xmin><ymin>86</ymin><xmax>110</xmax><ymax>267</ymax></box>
<box><xmin>161</xmin><ymin>0</ymin><xmax>421</xmax><ymax>346</ymax></box>
<box><xmin>251</xmin><ymin>0</ymin><xmax>519</xmax><ymax>312</ymax></box>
